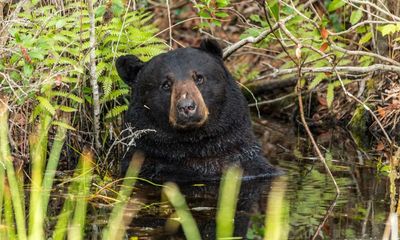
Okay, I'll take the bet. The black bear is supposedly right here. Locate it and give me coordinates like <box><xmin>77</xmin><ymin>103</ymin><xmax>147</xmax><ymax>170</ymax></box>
<box><xmin>116</xmin><ymin>39</ymin><xmax>279</xmax><ymax>182</ymax></box>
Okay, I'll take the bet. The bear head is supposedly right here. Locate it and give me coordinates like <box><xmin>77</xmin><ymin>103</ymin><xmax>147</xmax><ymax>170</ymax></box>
<box><xmin>116</xmin><ymin>39</ymin><xmax>228</xmax><ymax>130</ymax></box>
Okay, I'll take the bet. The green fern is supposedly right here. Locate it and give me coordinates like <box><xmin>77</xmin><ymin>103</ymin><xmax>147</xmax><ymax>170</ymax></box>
<box><xmin>37</xmin><ymin>96</ymin><xmax>56</xmax><ymax>115</ymax></box>
<box><xmin>100</xmin><ymin>89</ymin><xmax>130</xmax><ymax>103</ymax></box>
<box><xmin>105</xmin><ymin>105</ymin><xmax>129</xmax><ymax>120</ymax></box>
<box><xmin>6</xmin><ymin>0</ymin><xmax>165</xmax><ymax>140</ymax></box>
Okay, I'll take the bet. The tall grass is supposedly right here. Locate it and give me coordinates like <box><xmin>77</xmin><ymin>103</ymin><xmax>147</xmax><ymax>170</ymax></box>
<box><xmin>0</xmin><ymin>96</ymin><xmax>145</xmax><ymax>240</ymax></box>
<box><xmin>102</xmin><ymin>151</ymin><xmax>144</xmax><ymax>239</ymax></box>
<box><xmin>0</xmin><ymin>96</ymin><xmax>27</xmax><ymax>240</ymax></box>
<box><xmin>1</xmin><ymin>96</ymin><xmax>288</xmax><ymax>239</ymax></box>
<box><xmin>163</xmin><ymin>182</ymin><xmax>202</xmax><ymax>240</ymax></box>
<box><xmin>216</xmin><ymin>167</ymin><xmax>243</xmax><ymax>239</ymax></box>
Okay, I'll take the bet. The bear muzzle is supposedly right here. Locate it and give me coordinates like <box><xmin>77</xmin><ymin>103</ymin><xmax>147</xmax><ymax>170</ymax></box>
<box><xmin>169</xmin><ymin>81</ymin><xmax>209</xmax><ymax>129</ymax></box>
<box><xmin>177</xmin><ymin>98</ymin><xmax>197</xmax><ymax>118</ymax></box>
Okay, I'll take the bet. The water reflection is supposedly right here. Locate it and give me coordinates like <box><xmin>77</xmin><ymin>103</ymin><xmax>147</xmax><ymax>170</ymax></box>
<box><xmin>120</xmin><ymin>120</ymin><xmax>391</xmax><ymax>239</ymax></box>
<box><xmin>128</xmin><ymin>178</ymin><xmax>275</xmax><ymax>239</ymax></box>
<box><xmin>124</xmin><ymin>158</ymin><xmax>389</xmax><ymax>239</ymax></box>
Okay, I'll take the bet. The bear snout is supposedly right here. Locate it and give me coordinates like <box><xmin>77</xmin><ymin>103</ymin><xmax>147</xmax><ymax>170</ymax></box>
<box><xmin>169</xmin><ymin>80</ymin><xmax>209</xmax><ymax>129</ymax></box>
<box><xmin>177</xmin><ymin>98</ymin><xmax>197</xmax><ymax>117</ymax></box>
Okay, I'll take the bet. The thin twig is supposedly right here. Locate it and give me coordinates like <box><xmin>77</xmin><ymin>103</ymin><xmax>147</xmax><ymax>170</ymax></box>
<box><xmin>248</xmin><ymin>92</ymin><xmax>297</xmax><ymax>107</ymax></box>
<box><xmin>166</xmin><ymin>0</ymin><xmax>173</xmax><ymax>50</ymax></box>
<box><xmin>311</xmin><ymin>195</ymin><xmax>339</xmax><ymax>240</ymax></box>
<box><xmin>222</xmin><ymin>15</ymin><xmax>294</xmax><ymax>60</ymax></box>
<box><xmin>296</xmin><ymin>79</ymin><xmax>340</xmax><ymax>194</ymax></box>
<box><xmin>328</xmin><ymin>20</ymin><xmax>397</xmax><ymax>36</ymax></box>
<box><xmin>330</xmin><ymin>43</ymin><xmax>400</xmax><ymax>67</ymax></box>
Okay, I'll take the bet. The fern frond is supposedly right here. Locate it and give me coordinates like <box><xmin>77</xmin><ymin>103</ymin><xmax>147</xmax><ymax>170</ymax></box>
<box><xmin>105</xmin><ymin>105</ymin><xmax>128</xmax><ymax>119</ymax></box>
<box><xmin>56</xmin><ymin>105</ymin><xmax>78</xmax><ymax>112</ymax></box>
<box><xmin>52</xmin><ymin>120</ymin><xmax>76</xmax><ymax>131</ymax></box>
<box><xmin>37</xmin><ymin>96</ymin><xmax>56</xmax><ymax>115</ymax></box>
<box><xmin>49</xmin><ymin>91</ymin><xmax>84</xmax><ymax>103</ymax></box>
<box><xmin>102</xmin><ymin>77</ymin><xmax>113</xmax><ymax>96</ymax></box>
<box><xmin>100</xmin><ymin>88</ymin><xmax>129</xmax><ymax>103</ymax></box>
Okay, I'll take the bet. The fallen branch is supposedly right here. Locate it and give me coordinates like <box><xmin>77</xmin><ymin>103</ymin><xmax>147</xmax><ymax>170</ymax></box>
<box><xmin>255</xmin><ymin>64</ymin><xmax>400</xmax><ymax>80</ymax></box>
<box><xmin>246</xmin><ymin>77</ymin><xmax>298</xmax><ymax>95</ymax></box>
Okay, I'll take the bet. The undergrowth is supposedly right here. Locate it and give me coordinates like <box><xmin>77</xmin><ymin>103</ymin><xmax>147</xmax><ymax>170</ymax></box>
<box><xmin>0</xmin><ymin>0</ymin><xmax>166</xmax><ymax>166</ymax></box>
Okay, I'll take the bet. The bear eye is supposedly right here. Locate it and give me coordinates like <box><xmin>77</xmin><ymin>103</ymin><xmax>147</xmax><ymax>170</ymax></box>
<box><xmin>194</xmin><ymin>74</ymin><xmax>205</xmax><ymax>85</ymax></box>
<box><xmin>161</xmin><ymin>80</ymin><xmax>172</xmax><ymax>91</ymax></box>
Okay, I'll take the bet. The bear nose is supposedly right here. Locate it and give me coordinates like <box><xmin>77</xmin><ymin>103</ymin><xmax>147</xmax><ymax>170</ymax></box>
<box><xmin>177</xmin><ymin>98</ymin><xmax>197</xmax><ymax>117</ymax></box>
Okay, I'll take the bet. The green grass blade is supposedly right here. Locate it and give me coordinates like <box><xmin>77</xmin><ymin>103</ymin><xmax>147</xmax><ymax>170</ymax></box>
<box><xmin>52</xmin><ymin>195</ymin><xmax>75</xmax><ymax>240</ymax></box>
<box><xmin>163</xmin><ymin>182</ymin><xmax>201</xmax><ymax>240</ymax></box>
<box><xmin>102</xmin><ymin>151</ymin><xmax>144</xmax><ymax>240</ymax></box>
<box><xmin>42</xmin><ymin>123</ymin><xmax>68</xmax><ymax>216</ymax></box>
<box><xmin>0</xmin><ymin>96</ymin><xmax>27</xmax><ymax>240</ymax></box>
<box><xmin>28</xmin><ymin>115</ymin><xmax>51</xmax><ymax>240</ymax></box>
<box><xmin>216</xmin><ymin>166</ymin><xmax>243</xmax><ymax>239</ymax></box>
<box><xmin>4</xmin><ymin>183</ymin><xmax>17</xmax><ymax>240</ymax></box>
<box><xmin>0</xmin><ymin>158</ymin><xmax>4</xmax><ymax>226</ymax></box>
<box><xmin>264</xmin><ymin>177</ymin><xmax>289</xmax><ymax>240</ymax></box>
<box><xmin>52</xmin><ymin>150</ymin><xmax>90</xmax><ymax>240</ymax></box>
<box><xmin>69</xmin><ymin>149</ymin><xmax>94</xmax><ymax>240</ymax></box>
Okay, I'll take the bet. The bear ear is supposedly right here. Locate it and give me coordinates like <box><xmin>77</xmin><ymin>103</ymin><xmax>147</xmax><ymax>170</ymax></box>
<box><xmin>199</xmin><ymin>39</ymin><xmax>223</xmax><ymax>58</ymax></box>
<box><xmin>115</xmin><ymin>55</ymin><xmax>144</xmax><ymax>87</ymax></box>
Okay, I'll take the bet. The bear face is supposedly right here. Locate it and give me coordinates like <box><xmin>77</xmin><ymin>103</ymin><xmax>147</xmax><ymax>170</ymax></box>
<box><xmin>116</xmin><ymin>39</ymin><xmax>279</xmax><ymax>182</ymax></box>
<box><xmin>116</xmin><ymin>41</ymin><xmax>227</xmax><ymax>131</ymax></box>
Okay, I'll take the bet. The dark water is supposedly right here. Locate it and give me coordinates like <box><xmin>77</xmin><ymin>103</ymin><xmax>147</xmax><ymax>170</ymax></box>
<box><xmin>107</xmin><ymin>119</ymin><xmax>390</xmax><ymax>239</ymax></box>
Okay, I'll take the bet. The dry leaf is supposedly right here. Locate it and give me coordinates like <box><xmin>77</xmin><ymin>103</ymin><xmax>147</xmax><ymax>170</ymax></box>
<box><xmin>320</xmin><ymin>42</ymin><xmax>329</xmax><ymax>52</ymax></box>
<box><xmin>376</xmin><ymin>141</ymin><xmax>385</xmax><ymax>151</ymax></box>
<box><xmin>377</xmin><ymin>107</ymin><xmax>386</xmax><ymax>118</ymax></box>
<box><xmin>321</xmin><ymin>27</ymin><xmax>329</xmax><ymax>39</ymax></box>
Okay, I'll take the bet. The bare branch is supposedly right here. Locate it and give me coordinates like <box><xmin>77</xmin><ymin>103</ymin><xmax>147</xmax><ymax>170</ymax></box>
<box><xmin>256</xmin><ymin>64</ymin><xmax>400</xmax><ymax>80</ymax></box>
<box><xmin>330</xmin><ymin>43</ymin><xmax>400</xmax><ymax>66</ymax></box>
<box><xmin>346</xmin><ymin>0</ymin><xmax>400</xmax><ymax>21</ymax></box>
<box><xmin>87</xmin><ymin>0</ymin><xmax>101</xmax><ymax>150</ymax></box>
<box><xmin>222</xmin><ymin>15</ymin><xmax>295</xmax><ymax>60</ymax></box>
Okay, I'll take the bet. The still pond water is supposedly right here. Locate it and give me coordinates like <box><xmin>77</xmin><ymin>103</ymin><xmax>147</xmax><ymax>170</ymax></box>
<box><xmin>94</xmin><ymin>119</ymin><xmax>390</xmax><ymax>239</ymax></box>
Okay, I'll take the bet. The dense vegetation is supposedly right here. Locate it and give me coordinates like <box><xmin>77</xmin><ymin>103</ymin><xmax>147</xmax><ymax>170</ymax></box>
<box><xmin>0</xmin><ymin>0</ymin><xmax>399</xmax><ymax>239</ymax></box>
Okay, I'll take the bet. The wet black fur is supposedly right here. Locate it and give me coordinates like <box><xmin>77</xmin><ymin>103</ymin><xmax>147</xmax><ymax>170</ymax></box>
<box><xmin>116</xmin><ymin>39</ymin><xmax>280</xmax><ymax>182</ymax></box>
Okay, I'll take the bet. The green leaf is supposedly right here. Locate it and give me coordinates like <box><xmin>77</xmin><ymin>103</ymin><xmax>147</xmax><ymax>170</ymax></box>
<box><xmin>350</xmin><ymin>9</ymin><xmax>363</xmax><ymax>25</ymax></box>
<box><xmin>308</xmin><ymin>73</ymin><xmax>325</xmax><ymax>90</ymax></box>
<box><xmin>250</xmin><ymin>15</ymin><xmax>261</xmax><ymax>23</ymax></box>
<box><xmin>52</xmin><ymin>120</ymin><xmax>76</xmax><ymax>131</ymax></box>
<box><xmin>111</xmin><ymin>1</ymin><xmax>124</xmax><ymax>16</ymax></box>
<box><xmin>380</xmin><ymin>24</ymin><xmax>398</xmax><ymax>36</ymax></box>
<box><xmin>37</xmin><ymin>96</ymin><xmax>56</xmax><ymax>115</ymax></box>
<box><xmin>95</xmin><ymin>5</ymin><xmax>106</xmax><ymax>18</ymax></box>
<box><xmin>359</xmin><ymin>32</ymin><xmax>372</xmax><ymax>45</ymax></box>
<box><xmin>23</xmin><ymin>64</ymin><xmax>33</xmax><ymax>77</ymax></box>
<box><xmin>326</xmin><ymin>83</ymin><xmax>335</xmax><ymax>108</ymax></box>
<box><xmin>216</xmin><ymin>0</ymin><xmax>229</xmax><ymax>8</ymax></box>
<box><xmin>199</xmin><ymin>10</ymin><xmax>211</xmax><ymax>18</ymax></box>
<box><xmin>57</xmin><ymin>105</ymin><xmax>78</xmax><ymax>112</ymax></box>
<box><xmin>328</xmin><ymin>0</ymin><xmax>346</xmax><ymax>12</ymax></box>
<box><xmin>212</xmin><ymin>20</ymin><xmax>222</xmax><ymax>27</ymax></box>
<box><xmin>332</xmin><ymin>79</ymin><xmax>352</xmax><ymax>88</ymax></box>
<box><xmin>55</xmin><ymin>19</ymin><xmax>67</xmax><ymax>29</ymax></box>
<box><xmin>266</xmin><ymin>0</ymin><xmax>279</xmax><ymax>21</ymax></box>
<box><xmin>215</xmin><ymin>12</ymin><xmax>229</xmax><ymax>18</ymax></box>
<box><xmin>29</xmin><ymin>49</ymin><xmax>45</xmax><ymax>60</ymax></box>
